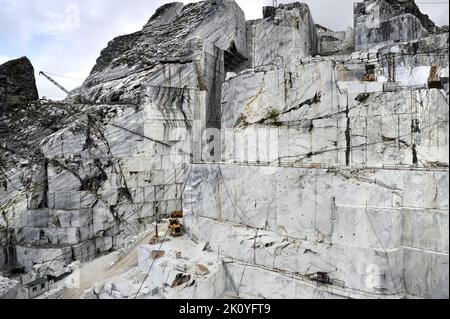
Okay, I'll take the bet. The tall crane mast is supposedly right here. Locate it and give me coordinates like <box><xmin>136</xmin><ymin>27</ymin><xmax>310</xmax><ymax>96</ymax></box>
<box><xmin>39</xmin><ymin>71</ymin><xmax>70</xmax><ymax>95</ymax></box>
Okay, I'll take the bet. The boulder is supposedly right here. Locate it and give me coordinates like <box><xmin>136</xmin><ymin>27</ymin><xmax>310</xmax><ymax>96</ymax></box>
<box><xmin>250</xmin><ymin>3</ymin><xmax>317</xmax><ymax>67</ymax></box>
<box><xmin>0</xmin><ymin>57</ymin><xmax>39</xmax><ymax>104</ymax></box>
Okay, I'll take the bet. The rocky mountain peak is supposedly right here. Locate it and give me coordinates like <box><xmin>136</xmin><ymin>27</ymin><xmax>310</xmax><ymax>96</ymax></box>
<box><xmin>73</xmin><ymin>0</ymin><xmax>246</xmax><ymax>104</ymax></box>
<box><xmin>362</xmin><ymin>0</ymin><xmax>438</xmax><ymax>32</ymax></box>
<box><xmin>144</xmin><ymin>2</ymin><xmax>184</xmax><ymax>28</ymax></box>
<box><xmin>385</xmin><ymin>0</ymin><xmax>438</xmax><ymax>32</ymax></box>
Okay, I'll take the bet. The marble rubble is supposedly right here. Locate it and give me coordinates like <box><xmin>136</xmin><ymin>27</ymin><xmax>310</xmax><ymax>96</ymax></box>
<box><xmin>0</xmin><ymin>0</ymin><xmax>448</xmax><ymax>299</ymax></box>
<box><xmin>0</xmin><ymin>276</ymin><xmax>18</xmax><ymax>299</ymax></box>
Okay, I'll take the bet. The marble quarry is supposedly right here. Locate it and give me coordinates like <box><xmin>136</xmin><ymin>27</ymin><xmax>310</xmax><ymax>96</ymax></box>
<box><xmin>0</xmin><ymin>0</ymin><xmax>448</xmax><ymax>299</ymax></box>
<box><xmin>316</xmin><ymin>24</ymin><xmax>354</xmax><ymax>56</ymax></box>
<box><xmin>354</xmin><ymin>0</ymin><xmax>445</xmax><ymax>52</ymax></box>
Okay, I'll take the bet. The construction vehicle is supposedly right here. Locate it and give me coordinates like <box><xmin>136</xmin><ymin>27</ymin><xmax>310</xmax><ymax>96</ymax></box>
<box><xmin>313</xmin><ymin>272</ymin><xmax>332</xmax><ymax>284</ymax></box>
<box><xmin>306</xmin><ymin>271</ymin><xmax>332</xmax><ymax>285</ymax></box>
<box><xmin>306</xmin><ymin>271</ymin><xmax>345</xmax><ymax>287</ymax></box>
<box><xmin>170</xmin><ymin>210</ymin><xmax>184</xmax><ymax>219</ymax></box>
<box><xmin>169</xmin><ymin>218</ymin><xmax>183</xmax><ymax>237</ymax></box>
<box><xmin>39</xmin><ymin>71</ymin><xmax>70</xmax><ymax>95</ymax></box>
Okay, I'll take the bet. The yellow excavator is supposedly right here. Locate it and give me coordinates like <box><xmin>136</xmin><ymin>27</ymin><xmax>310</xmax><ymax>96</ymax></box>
<box><xmin>170</xmin><ymin>211</ymin><xmax>184</xmax><ymax>219</ymax></box>
<box><xmin>169</xmin><ymin>218</ymin><xmax>183</xmax><ymax>237</ymax></box>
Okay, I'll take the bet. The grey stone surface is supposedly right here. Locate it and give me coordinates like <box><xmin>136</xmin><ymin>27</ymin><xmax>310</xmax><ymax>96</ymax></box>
<box><xmin>250</xmin><ymin>3</ymin><xmax>317</xmax><ymax>67</ymax></box>
<box><xmin>354</xmin><ymin>0</ymin><xmax>438</xmax><ymax>52</ymax></box>
<box><xmin>0</xmin><ymin>56</ymin><xmax>39</xmax><ymax>104</ymax></box>
<box><xmin>222</xmin><ymin>60</ymin><xmax>448</xmax><ymax>168</ymax></box>
<box><xmin>0</xmin><ymin>276</ymin><xmax>18</xmax><ymax>299</ymax></box>
<box><xmin>0</xmin><ymin>0</ymin><xmax>448</xmax><ymax>299</ymax></box>
<box><xmin>69</xmin><ymin>0</ymin><xmax>246</xmax><ymax>106</ymax></box>
<box><xmin>184</xmin><ymin>164</ymin><xmax>449</xmax><ymax>298</ymax></box>
<box><xmin>316</xmin><ymin>24</ymin><xmax>354</xmax><ymax>56</ymax></box>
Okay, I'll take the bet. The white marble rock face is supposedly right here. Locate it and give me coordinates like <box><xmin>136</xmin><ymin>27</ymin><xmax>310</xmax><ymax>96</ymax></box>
<box><xmin>183</xmin><ymin>164</ymin><xmax>449</xmax><ymax>298</ymax></box>
<box><xmin>0</xmin><ymin>0</ymin><xmax>448</xmax><ymax>300</ymax></box>
<box><xmin>354</xmin><ymin>0</ymin><xmax>431</xmax><ymax>52</ymax></box>
<box><xmin>317</xmin><ymin>26</ymin><xmax>354</xmax><ymax>56</ymax></box>
<box><xmin>250</xmin><ymin>3</ymin><xmax>318</xmax><ymax>67</ymax></box>
<box><xmin>221</xmin><ymin>60</ymin><xmax>448</xmax><ymax>168</ymax></box>
<box><xmin>0</xmin><ymin>97</ymin><xmax>198</xmax><ymax>274</ymax></box>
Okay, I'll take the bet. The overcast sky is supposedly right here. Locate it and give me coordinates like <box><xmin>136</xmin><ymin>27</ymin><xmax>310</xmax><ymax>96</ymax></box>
<box><xmin>0</xmin><ymin>0</ymin><xmax>448</xmax><ymax>100</ymax></box>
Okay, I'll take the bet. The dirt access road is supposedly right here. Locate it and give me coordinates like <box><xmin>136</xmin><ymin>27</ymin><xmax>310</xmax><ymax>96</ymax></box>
<box><xmin>61</xmin><ymin>230</ymin><xmax>158</xmax><ymax>299</ymax></box>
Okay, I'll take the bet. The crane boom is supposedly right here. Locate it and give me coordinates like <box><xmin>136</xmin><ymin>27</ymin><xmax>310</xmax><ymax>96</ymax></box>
<box><xmin>39</xmin><ymin>71</ymin><xmax>70</xmax><ymax>95</ymax></box>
